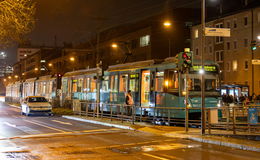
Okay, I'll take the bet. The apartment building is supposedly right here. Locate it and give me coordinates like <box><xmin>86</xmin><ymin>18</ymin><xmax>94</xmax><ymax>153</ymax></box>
<box><xmin>191</xmin><ymin>6</ymin><xmax>260</xmax><ymax>95</ymax></box>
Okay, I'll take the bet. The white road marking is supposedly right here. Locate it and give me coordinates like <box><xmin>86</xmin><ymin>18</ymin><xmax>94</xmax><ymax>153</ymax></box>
<box><xmin>51</xmin><ymin>120</ymin><xmax>72</xmax><ymax>125</ymax></box>
<box><xmin>3</xmin><ymin>122</ymin><xmax>17</xmax><ymax>128</ymax></box>
<box><xmin>24</xmin><ymin>120</ymin><xmax>66</xmax><ymax>133</ymax></box>
<box><xmin>3</xmin><ymin>122</ymin><xmax>42</xmax><ymax>135</ymax></box>
<box><xmin>143</xmin><ymin>153</ymin><xmax>170</xmax><ymax>160</ymax></box>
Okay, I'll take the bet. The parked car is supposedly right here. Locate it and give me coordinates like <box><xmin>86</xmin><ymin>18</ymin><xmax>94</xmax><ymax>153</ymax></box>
<box><xmin>21</xmin><ymin>96</ymin><xmax>52</xmax><ymax>116</ymax></box>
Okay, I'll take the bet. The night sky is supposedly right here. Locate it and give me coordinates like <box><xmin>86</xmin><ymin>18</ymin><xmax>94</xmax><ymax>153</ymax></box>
<box><xmin>5</xmin><ymin>0</ymin><xmax>245</xmax><ymax>65</ymax></box>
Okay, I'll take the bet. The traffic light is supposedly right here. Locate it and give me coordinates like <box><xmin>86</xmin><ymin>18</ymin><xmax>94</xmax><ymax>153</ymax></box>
<box><xmin>251</xmin><ymin>40</ymin><xmax>257</xmax><ymax>51</ymax></box>
<box><xmin>182</xmin><ymin>51</ymin><xmax>192</xmax><ymax>68</ymax></box>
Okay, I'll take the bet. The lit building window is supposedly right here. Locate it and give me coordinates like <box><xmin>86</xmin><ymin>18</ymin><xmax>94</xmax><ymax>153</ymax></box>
<box><xmin>140</xmin><ymin>35</ymin><xmax>150</xmax><ymax>47</ymax></box>
<box><xmin>232</xmin><ymin>60</ymin><xmax>238</xmax><ymax>71</ymax></box>
<box><xmin>194</xmin><ymin>29</ymin><xmax>199</xmax><ymax>38</ymax></box>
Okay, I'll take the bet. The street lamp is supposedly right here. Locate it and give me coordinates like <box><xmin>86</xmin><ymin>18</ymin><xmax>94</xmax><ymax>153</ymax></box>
<box><xmin>8</xmin><ymin>76</ymin><xmax>11</xmax><ymax>79</ymax></box>
<box><xmin>14</xmin><ymin>75</ymin><xmax>18</xmax><ymax>79</ymax></box>
<box><xmin>70</xmin><ymin>57</ymin><xmax>75</xmax><ymax>62</ymax></box>
<box><xmin>163</xmin><ymin>21</ymin><xmax>172</xmax><ymax>28</ymax></box>
<box><xmin>48</xmin><ymin>63</ymin><xmax>53</xmax><ymax>67</ymax></box>
<box><xmin>111</xmin><ymin>43</ymin><xmax>118</xmax><ymax>48</ymax></box>
<box><xmin>34</xmin><ymin>67</ymin><xmax>38</xmax><ymax>71</ymax></box>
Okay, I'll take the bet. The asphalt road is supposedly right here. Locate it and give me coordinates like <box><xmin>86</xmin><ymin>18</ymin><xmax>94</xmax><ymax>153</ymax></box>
<box><xmin>0</xmin><ymin>102</ymin><xmax>259</xmax><ymax>160</ymax></box>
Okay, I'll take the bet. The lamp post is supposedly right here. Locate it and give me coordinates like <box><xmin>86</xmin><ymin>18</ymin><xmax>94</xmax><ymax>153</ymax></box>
<box><xmin>163</xmin><ymin>20</ymin><xmax>172</xmax><ymax>57</ymax></box>
<box><xmin>201</xmin><ymin>0</ymin><xmax>206</xmax><ymax>135</ymax></box>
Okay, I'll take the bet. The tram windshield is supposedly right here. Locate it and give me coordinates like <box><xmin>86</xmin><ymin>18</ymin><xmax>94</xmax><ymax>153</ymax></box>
<box><xmin>182</xmin><ymin>74</ymin><xmax>219</xmax><ymax>92</ymax></box>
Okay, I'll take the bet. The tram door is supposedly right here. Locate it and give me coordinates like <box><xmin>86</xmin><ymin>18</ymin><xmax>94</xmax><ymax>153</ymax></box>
<box><xmin>141</xmin><ymin>70</ymin><xmax>150</xmax><ymax>106</ymax></box>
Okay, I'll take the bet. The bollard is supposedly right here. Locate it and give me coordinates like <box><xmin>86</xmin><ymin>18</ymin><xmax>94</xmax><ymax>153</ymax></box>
<box><xmin>110</xmin><ymin>105</ymin><xmax>113</xmax><ymax>121</ymax></box>
<box><xmin>153</xmin><ymin>107</ymin><xmax>156</xmax><ymax>125</ymax></box>
<box><xmin>140</xmin><ymin>106</ymin><xmax>142</xmax><ymax>122</ymax></box>
<box><xmin>121</xmin><ymin>104</ymin><xmax>124</xmax><ymax>123</ymax></box>
<box><xmin>132</xmin><ymin>105</ymin><xmax>135</xmax><ymax>125</ymax></box>
<box><xmin>101</xmin><ymin>103</ymin><xmax>104</xmax><ymax>119</ymax></box>
<box><xmin>185</xmin><ymin>108</ymin><xmax>189</xmax><ymax>133</ymax></box>
<box><xmin>86</xmin><ymin>103</ymin><xmax>89</xmax><ymax>117</ymax></box>
<box><xmin>208</xmin><ymin>109</ymin><xmax>211</xmax><ymax>134</ymax></box>
<box><xmin>168</xmin><ymin>109</ymin><xmax>170</xmax><ymax>126</ymax></box>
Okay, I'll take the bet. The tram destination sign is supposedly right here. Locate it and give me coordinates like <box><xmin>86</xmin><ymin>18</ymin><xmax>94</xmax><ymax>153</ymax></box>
<box><xmin>192</xmin><ymin>65</ymin><xmax>217</xmax><ymax>72</ymax></box>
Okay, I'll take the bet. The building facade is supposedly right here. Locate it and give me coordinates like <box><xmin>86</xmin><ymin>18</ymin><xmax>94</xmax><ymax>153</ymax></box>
<box><xmin>191</xmin><ymin>6</ymin><xmax>260</xmax><ymax>96</ymax></box>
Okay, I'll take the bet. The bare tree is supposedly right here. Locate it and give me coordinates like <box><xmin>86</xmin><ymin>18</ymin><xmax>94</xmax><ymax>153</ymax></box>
<box><xmin>0</xmin><ymin>0</ymin><xmax>35</xmax><ymax>48</ymax></box>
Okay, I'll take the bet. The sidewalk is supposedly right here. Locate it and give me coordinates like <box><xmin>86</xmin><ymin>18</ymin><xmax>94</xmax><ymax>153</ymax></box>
<box><xmin>63</xmin><ymin>115</ymin><xmax>260</xmax><ymax>152</ymax></box>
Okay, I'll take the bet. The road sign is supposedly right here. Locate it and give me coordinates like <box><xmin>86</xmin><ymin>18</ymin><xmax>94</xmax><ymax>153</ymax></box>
<box><xmin>252</xmin><ymin>59</ymin><xmax>260</xmax><ymax>65</ymax></box>
<box><xmin>205</xmin><ymin>27</ymin><xmax>231</xmax><ymax>37</ymax></box>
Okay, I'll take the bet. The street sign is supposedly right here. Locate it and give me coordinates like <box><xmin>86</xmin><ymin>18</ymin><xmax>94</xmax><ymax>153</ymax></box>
<box><xmin>205</xmin><ymin>27</ymin><xmax>231</xmax><ymax>37</ymax></box>
<box><xmin>252</xmin><ymin>59</ymin><xmax>260</xmax><ymax>65</ymax></box>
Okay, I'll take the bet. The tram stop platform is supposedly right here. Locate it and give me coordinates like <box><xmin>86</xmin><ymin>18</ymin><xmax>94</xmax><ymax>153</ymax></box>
<box><xmin>63</xmin><ymin>115</ymin><xmax>260</xmax><ymax>152</ymax></box>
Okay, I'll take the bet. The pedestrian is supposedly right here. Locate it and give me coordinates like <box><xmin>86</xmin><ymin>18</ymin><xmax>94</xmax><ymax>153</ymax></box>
<box><xmin>125</xmin><ymin>90</ymin><xmax>134</xmax><ymax>115</ymax></box>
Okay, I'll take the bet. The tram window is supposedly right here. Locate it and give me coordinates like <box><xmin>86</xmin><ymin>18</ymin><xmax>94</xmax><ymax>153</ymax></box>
<box><xmin>129</xmin><ymin>74</ymin><xmax>138</xmax><ymax>92</ymax></box>
<box><xmin>119</xmin><ymin>74</ymin><xmax>128</xmax><ymax>92</ymax></box>
<box><xmin>102</xmin><ymin>76</ymin><xmax>109</xmax><ymax>92</ymax></box>
<box><xmin>205</xmin><ymin>79</ymin><xmax>216</xmax><ymax>91</ymax></box>
<box><xmin>164</xmin><ymin>70</ymin><xmax>179</xmax><ymax>92</ymax></box>
<box><xmin>85</xmin><ymin>78</ymin><xmax>90</xmax><ymax>92</ymax></box>
<box><xmin>141</xmin><ymin>70</ymin><xmax>150</xmax><ymax>104</ymax></box>
<box><xmin>110</xmin><ymin>75</ymin><xmax>118</xmax><ymax>92</ymax></box>
<box><xmin>90</xmin><ymin>78</ymin><xmax>96</xmax><ymax>92</ymax></box>
<box><xmin>77</xmin><ymin>78</ymin><xmax>83</xmax><ymax>92</ymax></box>
<box><xmin>72</xmin><ymin>79</ymin><xmax>77</xmax><ymax>93</ymax></box>
<box><xmin>155</xmin><ymin>72</ymin><xmax>164</xmax><ymax>92</ymax></box>
<box><xmin>83</xmin><ymin>78</ymin><xmax>88</xmax><ymax>92</ymax></box>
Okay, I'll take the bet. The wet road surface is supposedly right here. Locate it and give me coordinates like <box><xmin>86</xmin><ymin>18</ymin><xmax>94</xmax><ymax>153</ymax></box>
<box><xmin>0</xmin><ymin>102</ymin><xmax>260</xmax><ymax>160</ymax></box>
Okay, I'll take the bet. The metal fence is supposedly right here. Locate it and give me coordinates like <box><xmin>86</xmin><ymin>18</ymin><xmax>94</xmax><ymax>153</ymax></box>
<box><xmin>72</xmin><ymin>100</ymin><xmax>260</xmax><ymax>135</ymax></box>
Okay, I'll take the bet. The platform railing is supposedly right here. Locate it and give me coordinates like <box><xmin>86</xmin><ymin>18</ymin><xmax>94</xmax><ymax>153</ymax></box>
<box><xmin>72</xmin><ymin>100</ymin><xmax>260</xmax><ymax>134</ymax></box>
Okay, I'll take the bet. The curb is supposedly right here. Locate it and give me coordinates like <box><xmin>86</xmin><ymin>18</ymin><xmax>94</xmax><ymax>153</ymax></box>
<box><xmin>187</xmin><ymin>137</ymin><xmax>260</xmax><ymax>152</ymax></box>
<box><xmin>62</xmin><ymin>115</ymin><xmax>260</xmax><ymax>152</ymax></box>
<box><xmin>62</xmin><ymin>116</ymin><xmax>134</xmax><ymax>130</ymax></box>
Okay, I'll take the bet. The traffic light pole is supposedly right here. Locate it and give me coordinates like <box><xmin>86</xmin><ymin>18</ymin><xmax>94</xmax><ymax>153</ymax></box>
<box><xmin>185</xmin><ymin>68</ymin><xmax>189</xmax><ymax>133</ymax></box>
<box><xmin>201</xmin><ymin>0</ymin><xmax>206</xmax><ymax>135</ymax></box>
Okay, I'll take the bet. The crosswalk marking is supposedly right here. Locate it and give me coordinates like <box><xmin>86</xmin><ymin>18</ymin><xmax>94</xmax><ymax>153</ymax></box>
<box><xmin>51</xmin><ymin>120</ymin><xmax>72</xmax><ymax>125</ymax></box>
<box><xmin>24</xmin><ymin>120</ymin><xmax>66</xmax><ymax>133</ymax></box>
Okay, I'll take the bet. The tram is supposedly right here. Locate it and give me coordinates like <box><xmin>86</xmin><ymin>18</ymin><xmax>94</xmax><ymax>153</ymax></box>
<box><xmin>6</xmin><ymin>57</ymin><xmax>221</xmax><ymax>119</ymax></box>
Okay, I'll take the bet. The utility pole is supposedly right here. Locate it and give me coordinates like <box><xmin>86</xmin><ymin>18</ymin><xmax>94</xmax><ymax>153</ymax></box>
<box><xmin>201</xmin><ymin>0</ymin><xmax>206</xmax><ymax>135</ymax></box>
<box><xmin>251</xmin><ymin>9</ymin><xmax>255</xmax><ymax>96</ymax></box>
